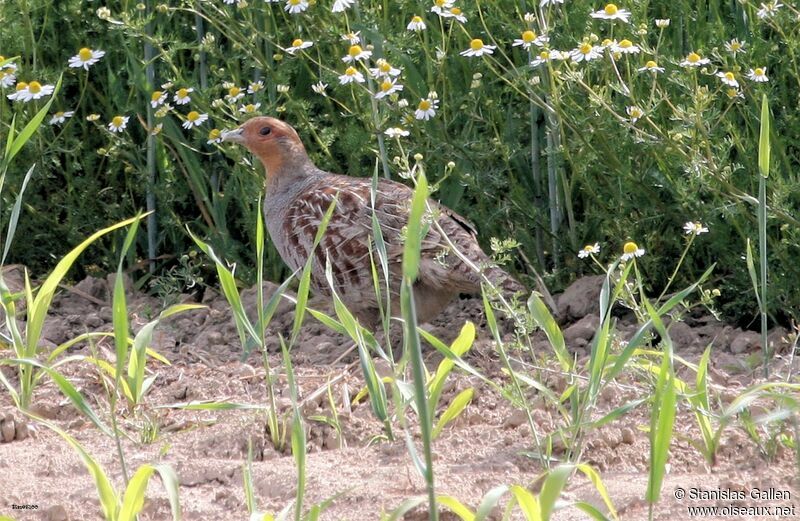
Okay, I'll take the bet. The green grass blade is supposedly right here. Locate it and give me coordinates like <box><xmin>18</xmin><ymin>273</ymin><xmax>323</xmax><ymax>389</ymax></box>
<box><xmin>474</xmin><ymin>485</ymin><xmax>509</xmax><ymax>521</ymax></box>
<box><xmin>429</xmin><ymin>322</ymin><xmax>475</xmax><ymax>411</ymax></box>
<box><xmin>436</xmin><ymin>496</ymin><xmax>475</xmax><ymax>520</ymax></box>
<box><xmin>118</xmin><ymin>464</ymin><xmax>157</xmax><ymax>521</ymax></box>
<box><xmin>527</xmin><ymin>293</ymin><xmax>571</xmax><ymax>371</ymax></box>
<box><xmin>539</xmin><ymin>465</ymin><xmax>572</xmax><ymax>520</ymax></box>
<box><xmin>758</xmin><ymin>94</ymin><xmax>770</xmax><ymax>178</ymax></box>
<box><xmin>153</xmin><ymin>463</ymin><xmax>182</xmax><ymax>520</ymax></box>
<box><xmin>1</xmin><ymin>163</ymin><xmax>35</xmax><ymax>264</ymax></box>
<box><xmin>432</xmin><ymin>388</ymin><xmax>474</xmax><ymax>439</ymax></box>
<box><xmin>575</xmin><ymin>463</ymin><xmax>618</xmax><ymax>520</ymax></box>
<box><xmin>508</xmin><ymin>485</ymin><xmax>540</xmax><ymax>521</ymax></box>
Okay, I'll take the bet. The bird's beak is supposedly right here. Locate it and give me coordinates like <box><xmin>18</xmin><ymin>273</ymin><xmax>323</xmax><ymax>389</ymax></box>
<box><xmin>221</xmin><ymin>128</ymin><xmax>245</xmax><ymax>143</ymax></box>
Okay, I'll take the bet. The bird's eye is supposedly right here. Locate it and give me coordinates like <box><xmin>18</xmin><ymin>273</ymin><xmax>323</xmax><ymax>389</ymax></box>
<box><xmin>259</xmin><ymin>127</ymin><xmax>272</xmax><ymax>136</ymax></box>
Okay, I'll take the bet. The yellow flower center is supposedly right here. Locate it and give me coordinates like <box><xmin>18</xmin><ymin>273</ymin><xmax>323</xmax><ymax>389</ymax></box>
<box><xmin>522</xmin><ymin>30</ymin><xmax>537</xmax><ymax>43</ymax></box>
<box><xmin>112</xmin><ymin>116</ymin><xmax>124</xmax><ymax>128</ymax></box>
<box><xmin>28</xmin><ymin>81</ymin><xmax>41</xmax><ymax>94</ymax></box>
<box><xmin>229</xmin><ymin>86</ymin><xmax>241</xmax><ymax>96</ymax></box>
<box><xmin>380</xmin><ymin>80</ymin><xmax>392</xmax><ymax>92</ymax></box>
<box><xmin>724</xmin><ymin>72</ymin><xmax>735</xmax><ymax>81</ymax></box>
<box><xmin>754</xmin><ymin>68</ymin><xmax>764</xmax><ymax>76</ymax></box>
<box><xmin>580</xmin><ymin>43</ymin><xmax>593</xmax><ymax>54</ymax></box>
<box><xmin>348</xmin><ymin>45</ymin><xmax>363</xmax><ymax>57</ymax></box>
<box><xmin>411</xmin><ymin>15</ymin><xmax>422</xmax><ymax>23</ymax></box>
<box><xmin>470</xmin><ymin>39</ymin><xmax>484</xmax><ymax>51</ymax></box>
<box><xmin>244</xmin><ymin>104</ymin><xmax>255</xmax><ymax>112</ymax></box>
<box><xmin>151</xmin><ymin>90</ymin><xmax>163</xmax><ymax>102</ymax></box>
<box><xmin>687</xmin><ymin>52</ymin><xmax>700</xmax><ymax>63</ymax></box>
<box><xmin>289</xmin><ymin>0</ymin><xmax>300</xmax><ymax>5</ymax></box>
<box><xmin>78</xmin><ymin>48</ymin><xmax>93</xmax><ymax>61</ymax></box>
<box><xmin>418</xmin><ymin>99</ymin><xmax>432</xmax><ymax>111</ymax></box>
<box><xmin>450</xmin><ymin>7</ymin><xmax>461</xmax><ymax>15</ymax></box>
<box><xmin>731</xmin><ymin>42</ymin><xmax>741</xmax><ymax>50</ymax></box>
<box><xmin>54</xmin><ymin>111</ymin><xmax>64</xmax><ymax>118</ymax></box>
<box><xmin>15</xmin><ymin>82</ymin><xmax>27</xmax><ymax>92</ymax></box>
<box><xmin>208</xmin><ymin>129</ymin><xmax>221</xmax><ymax>140</ymax></box>
<box><xmin>623</xmin><ymin>241</ymin><xmax>638</xmax><ymax>255</ymax></box>
<box><xmin>379</xmin><ymin>61</ymin><xmax>392</xmax><ymax>73</ymax></box>
<box><xmin>726</xmin><ymin>88</ymin><xmax>738</xmax><ymax>98</ymax></box>
<box><xmin>645</xmin><ymin>60</ymin><xmax>657</xmax><ymax>68</ymax></box>
<box><xmin>583</xmin><ymin>245</ymin><xmax>594</xmax><ymax>252</ymax></box>
<box><xmin>177</xmin><ymin>88</ymin><xmax>189</xmax><ymax>98</ymax></box>
<box><xmin>345</xmin><ymin>66</ymin><xmax>358</xmax><ymax>76</ymax></box>
<box><xmin>187</xmin><ymin>111</ymin><xmax>200</xmax><ymax>122</ymax></box>
<box><xmin>435</xmin><ymin>0</ymin><xmax>447</xmax><ymax>6</ymax></box>
<box><xmin>618</xmin><ymin>39</ymin><xmax>632</xmax><ymax>48</ymax></box>
<box><xmin>604</xmin><ymin>3</ymin><xmax>618</xmax><ymax>15</ymax></box>
<box><xmin>292</xmin><ymin>39</ymin><xmax>303</xmax><ymax>47</ymax></box>
<box><xmin>540</xmin><ymin>51</ymin><xmax>550</xmax><ymax>60</ymax></box>
<box><xmin>601</xmin><ymin>38</ymin><xmax>613</xmax><ymax>47</ymax></box>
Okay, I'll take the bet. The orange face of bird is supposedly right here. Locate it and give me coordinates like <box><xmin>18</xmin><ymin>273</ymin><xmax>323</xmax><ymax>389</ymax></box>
<box><xmin>221</xmin><ymin>116</ymin><xmax>304</xmax><ymax>176</ymax></box>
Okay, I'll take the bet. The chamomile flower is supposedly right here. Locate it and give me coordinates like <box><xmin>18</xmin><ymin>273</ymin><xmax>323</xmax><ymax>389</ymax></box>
<box><xmin>342</xmin><ymin>45</ymin><xmax>372</xmax><ymax>63</ymax></box>
<box><xmin>338</xmin><ymin>66</ymin><xmax>365</xmax><ymax>84</ymax></box>
<box><xmin>460</xmin><ymin>39</ymin><xmax>496</xmax><ymax>57</ymax></box>
<box><xmin>370</xmin><ymin>59</ymin><xmax>402</xmax><ymax>78</ymax></box>
<box><xmin>374</xmin><ymin>78</ymin><xmax>403</xmax><ymax>99</ymax></box>
<box><xmin>725</xmin><ymin>39</ymin><xmax>745</xmax><ymax>55</ymax></box>
<box><xmin>20</xmin><ymin>81</ymin><xmax>54</xmax><ymax>101</ymax></box>
<box><xmin>407</xmin><ymin>15</ymin><xmax>426</xmax><ymax>31</ymax></box>
<box><xmin>680</xmin><ymin>52</ymin><xmax>710</xmax><ymax>68</ymax></box>
<box><xmin>108</xmin><ymin>115</ymin><xmax>129</xmax><ymax>133</ymax></box>
<box><xmin>225</xmin><ymin>86</ymin><xmax>245</xmax><ymax>102</ymax></box>
<box><xmin>277</xmin><ymin>84</ymin><xmax>290</xmax><ymax>93</ymax></box>
<box><xmin>312</xmin><ymin>81</ymin><xmax>328</xmax><ymax>95</ymax></box>
<box><xmin>578</xmin><ymin>243</ymin><xmax>600</xmax><ymax>259</ymax></box>
<box><xmin>655</xmin><ymin>18</ymin><xmax>670</xmax><ymax>27</ymax></box>
<box><xmin>341</xmin><ymin>31</ymin><xmax>361</xmax><ymax>44</ymax></box>
<box><xmin>49</xmin><ymin>111</ymin><xmax>74</xmax><ymax>125</ymax></box>
<box><xmin>638</xmin><ymin>60</ymin><xmax>665</xmax><ymax>73</ymax></box>
<box><xmin>0</xmin><ymin>55</ymin><xmax>17</xmax><ymax>71</ymax></box>
<box><xmin>207</xmin><ymin>128</ymin><xmax>223</xmax><ymax>144</ymax></box>
<box><xmin>332</xmin><ymin>0</ymin><xmax>354</xmax><ymax>12</ymax></box>
<box><xmin>7</xmin><ymin>82</ymin><xmax>28</xmax><ymax>101</ymax></box>
<box><xmin>0</xmin><ymin>70</ymin><xmax>16</xmax><ymax>88</ymax></box>
<box><xmin>513</xmin><ymin>30</ymin><xmax>549</xmax><ymax>50</ymax></box>
<box><xmin>431</xmin><ymin>0</ymin><xmax>454</xmax><ymax>16</ymax></box>
<box><xmin>683</xmin><ymin>221</ymin><xmax>709</xmax><ymax>236</ymax></box>
<box><xmin>531</xmin><ymin>49</ymin><xmax>564</xmax><ymax>66</ymax></box>
<box><xmin>717</xmin><ymin>71</ymin><xmax>739</xmax><ymax>88</ymax></box>
<box><xmin>621</xmin><ymin>241</ymin><xmax>645</xmax><ymax>261</ymax></box>
<box><xmin>286</xmin><ymin>38</ymin><xmax>313</xmax><ymax>54</ymax></box>
<box><xmin>612</xmin><ymin>39</ymin><xmax>640</xmax><ymax>54</ymax></box>
<box><xmin>415</xmin><ymin>98</ymin><xmax>439</xmax><ymax>120</ymax></box>
<box><xmin>239</xmin><ymin>102</ymin><xmax>261</xmax><ymax>113</ymax></box>
<box><xmin>756</xmin><ymin>1</ymin><xmax>782</xmax><ymax>19</ymax></box>
<box><xmin>626</xmin><ymin>106</ymin><xmax>644</xmax><ymax>123</ymax></box>
<box><xmin>68</xmin><ymin>47</ymin><xmax>105</xmax><ymax>70</ymax></box>
<box><xmin>725</xmin><ymin>88</ymin><xmax>744</xmax><ymax>100</ymax></box>
<box><xmin>285</xmin><ymin>0</ymin><xmax>309</xmax><ymax>14</ymax></box>
<box><xmin>182</xmin><ymin>111</ymin><xmax>208</xmax><ymax>129</ymax></box>
<box><xmin>150</xmin><ymin>90</ymin><xmax>168</xmax><ymax>108</ymax></box>
<box><xmin>590</xmin><ymin>3</ymin><xmax>631</xmax><ymax>23</ymax></box>
<box><xmin>747</xmin><ymin>67</ymin><xmax>769</xmax><ymax>82</ymax></box>
<box><xmin>248</xmin><ymin>81</ymin><xmax>265</xmax><ymax>94</ymax></box>
<box><xmin>174</xmin><ymin>87</ymin><xmax>193</xmax><ymax>105</ymax></box>
<box><xmin>571</xmin><ymin>42</ymin><xmax>602</xmax><ymax>62</ymax></box>
<box><xmin>443</xmin><ymin>6</ymin><xmax>467</xmax><ymax>23</ymax></box>
<box><xmin>384</xmin><ymin>127</ymin><xmax>410</xmax><ymax>138</ymax></box>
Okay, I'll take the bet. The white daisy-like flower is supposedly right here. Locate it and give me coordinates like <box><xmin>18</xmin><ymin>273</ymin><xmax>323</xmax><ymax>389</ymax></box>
<box><xmin>285</xmin><ymin>0</ymin><xmax>309</xmax><ymax>14</ymax></box>
<box><xmin>68</xmin><ymin>47</ymin><xmax>105</xmax><ymax>70</ymax></box>
<box><xmin>683</xmin><ymin>221</ymin><xmax>709</xmax><ymax>236</ymax></box>
<box><xmin>460</xmin><ymin>39</ymin><xmax>496</xmax><ymax>57</ymax></box>
<box><xmin>239</xmin><ymin>102</ymin><xmax>262</xmax><ymax>113</ymax></box>
<box><xmin>7</xmin><ymin>82</ymin><xmax>28</xmax><ymax>101</ymax></box>
<box><xmin>0</xmin><ymin>70</ymin><xmax>16</xmax><ymax>88</ymax></box>
<box><xmin>590</xmin><ymin>3</ymin><xmax>631</xmax><ymax>23</ymax></box>
<box><xmin>339</xmin><ymin>66</ymin><xmax>365</xmax><ymax>84</ymax></box>
<box><xmin>443</xmin><ymin>6</ymin><xmax>467</xmax><ymax>23</ymax></box>
<box><xmin>155</xmin><ymin>103</ymin><xmax>174</xmax><ymax>118</ymax></box>
<box><xmin>531</xmin><ymin>49</ymin><xmax>567</xmax><ymax>66</ymax></box>
<box><xmin>513</xmin><ymin>30</ymin><xmax>549</xmax><ymax>50</ymax></box>
<box><xmin>621</xmin><ymin>241</ymin><xmax>645</xmax><ymax>261</ymax></box>
<box><xmin>374</xmin><ymin>78</ymin><xmax>403</xmax><ymax>99</ymax></box>
<box><xmin>384</xmin><ymin>127</ymin><xmax>410</xmax><ymax>138</ymax></box>
<box><xmin>0</xmin><ymin>55</ymin><xmax>17</xmax><ymax>72</ymax></box>
<box><xmin>626</xmin><ymin>105</ymin><xmax>644</xmax><ymax>123</ymax></box>
<box><xmin>174</xmin><ymin>87</ymin><xmax>193</xmax><ymax>105</ymax></box>
<box><xmin>286</xmin><ymin>38</ymin><xmax>313</xmax><ymax>54</ymax></box>
<box><xmin>370</xmin><ymin>59</ymin><xmax>402</xmax><ymax>78</ymax></box>
<box><xmin>342</xmin><ymin>45</ymin><xmax>372</xmax><ymax>63</ymax></box>
<box><xmin>637</xmin><ymin>60</ymin><xmax>664</xmax><ymax>73</ymax></box>
<box><xmin>725</xmin><ymin>39</ymin><xmax>745</xmax><ymax>55</ymax></box>
<box><xmin>332</xmin><ymin>0</ymin><xmax>354</xmax><ymax>12</ymax></box>
<box><xmin>407</xmin><ymin>15</ymin><xmax>426</xmax><ymax>31</ymax></box>
<box><xmin>540</xmin><ymin>0</ymin><xmax>565</xmax><ymax>6</ymax></box>
<box><xmin>150</xmin><ymin>90</ymin><xmax>168</xmax><ymax>108</ymax></box>
<box><xmin>414</xmin><ymin>98</ymin><xmax>439</xmax><ymax>120</ymax></box>
<box><xmin>431</xmin><ymin>0</ymin><xmax>454</xmax><ymax>16</ymax></box>
<box><xmin>207</xmin><ymin>129</ymin><xmax>223</xmax><ymax>144</ymax></box>
<box><xmin>225</xmin><ymin>86</ymin><xmax>245</xmax><ymax>102</ymax></box>
<box><xmin>248</xmin><ymin>81</ymin><xmax>265</xmax><ymax>94</ymax></box>
<box><xmin>20</xmin><ymin>80</ymin><xmax>54</xmax><ymax>102</ymax></box>
<box><xmin>655</xmin><ymin>18</ymin><xmax>670</xmax><ymax>27</ymax></box>
<box><xmin>680</xmin><ymin>52</ymin><xmax>710</xmax><ymax>68</ymax></box>
<box><xmin>341</xmin><ymin>31</ymin><xmax>361</xmax><ymax>45</ymax></box>
<box><xmin>756</xmin><ymin>1</ymin><xmax>783</xmax><ymax>19</ymax></box>
<box><xmin>49</xmin><ymin>111</ymin><xmax>75</xmax><ymax>126</ymax></box>
<box><xmin>577</xmin><ymin>243</ymin><xmax>600</xmax><ymax>259</ymax></box>
<box><xmin>725</xmin><ymin>88</ymin><xmax>744</xmax><ymax>100</ymax></box>
<box><xmin>747</xmin><ymin>67</ymin><xmax>769</xmax><ymax>82</ymax></box>
<box><xmin>612</xmin><ymin>39</ymin><xmax>640</xmax><ymax>54</ymax></box>
<box><xmin>312</xmin><ymin>81</ymin><xmax>328</xmax><ymax>95</ymax></box>
<box><xmin>108</xmin><ymin>115</ymin><xmax>129</xmax><ymax>133</ymax></box>
<box><xmin>571</xmin><ymin>42</ymin><xmax>602</xmax><ymax>62</ymax></box>
<box><xmin>182</xmin><ymin>111</ymin><xmax>208</xmax><ymax>129</ymax></box>
<box><xmin>717</xmin><ymin>71</ymin><xmax>739</xmax><ymax>88</ymax></box>
<box><xmin>277</xmin><ymin>84</ymin><xmax>290</xmax><ymax>93</ymax></box>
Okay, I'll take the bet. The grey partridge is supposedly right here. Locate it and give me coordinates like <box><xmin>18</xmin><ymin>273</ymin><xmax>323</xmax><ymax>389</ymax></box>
<box><xmin>222</xmin><ymin>116</ymin><xmax>523</xmax><ymax>328</ymax></box>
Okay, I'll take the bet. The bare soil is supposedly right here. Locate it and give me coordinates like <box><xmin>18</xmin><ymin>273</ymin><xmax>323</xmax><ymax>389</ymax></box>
<box><xmin>0</xmin><ymin>272</ymin><xmax>798</xmax><ymax>520</ymax></box>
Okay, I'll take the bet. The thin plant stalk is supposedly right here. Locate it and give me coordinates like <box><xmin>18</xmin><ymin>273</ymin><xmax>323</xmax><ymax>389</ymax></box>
<box><xmin>144</xmin><ymin>0</ymin><xmax>157</xmax><ymax>273</ymax></box>
<box><xmin>757</xmin><ymin>94</ymin><xmax>770</xmax><ymax>378</ymax></box>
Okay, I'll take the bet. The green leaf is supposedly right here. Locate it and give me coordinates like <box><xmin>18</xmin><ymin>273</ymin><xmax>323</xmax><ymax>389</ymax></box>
<box><xmin>527</xmin><ymin>293</ymin><xmax>571</xmax><ymax>371</ymax></box>
<box><xmin>432</xmin><ymin>388</ymin><xmax>474</xmax><ymax>439</ymax></box>
<box><xmin>402</xmin><ymin>173</ymin><xmax>429</xmax><ymax>280</ymax></box>
<box><xmin>118</xmin><ymin>464</ymin><xmax>157</xmax><ymax>521</ymax></box>
<box><xmin>436</xmin><ymin>495</ymin><xmax>475</xmax><ymax>520</ymax></box>
<box><xmin>2</xmin><ymin>163</ymin><xmax>35</xmax><ymax>264</ymax></box>
<box><xmin>758</xmin><ymin>94</ymin><xmax>770</xmax><ymax>178</ymax></box>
